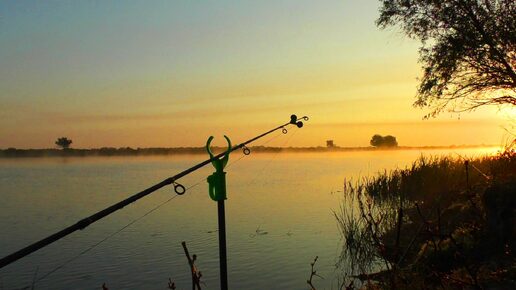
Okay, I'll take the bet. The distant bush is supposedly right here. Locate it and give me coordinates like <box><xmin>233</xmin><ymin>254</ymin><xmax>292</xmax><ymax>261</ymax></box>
<box><xmin>370</xmin><ymin>135</ymin><xmax>398</xmax><ymax>147</ymax></box>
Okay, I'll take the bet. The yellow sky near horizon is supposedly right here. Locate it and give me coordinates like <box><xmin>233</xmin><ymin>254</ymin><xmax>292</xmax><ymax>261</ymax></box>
<box><xmin>0</xmin><ymin>1</ymin><xmax>513</xmax><ymax>149</ymax></box>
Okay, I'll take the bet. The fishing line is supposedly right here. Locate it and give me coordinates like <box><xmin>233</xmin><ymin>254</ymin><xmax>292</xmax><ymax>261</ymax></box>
<box><xmin>247</xmin><ymin>128</ymin><xmax>300</xmax><ymax>187</ymax></box>
<box><xmin>0</xmin><ymin>115</ymin><xmax>309</xmax><ymax>270</ymax></box>
<box><xmin>453</xmin><ymin>152</ymin><xmax>490</xmax><ymax>180</ymax></box>
<box><xmin>29</xmin><ymin>129</ymin><xmax>295</xmax><ymax>286</ymax></box>
<box><xmin>31</xmin><ymin>193</ymin><xmax>182</xmax><ymax>286</ymax></box>
<box><xmin>397</xmin><ymin>150</ymin><xmax>495</xmax><ymax>267</ymax></box>
<box><xmin>225</xmin><ymin>154</ymin><xmax>246</xmax><ymax>169</ymax></box>
<box><xmin>4</xmin><ymin>114</ymin><xmax>310</xmax><ymax>290</ymax></box>
<box><xmin>30</xmin><ymin>177</ymin><xmax>210</xmax><ymax>287</ymax></box>
<box><xmin>256</xmin><ymin>130</ymin><xmax>285</xmax><ymax>147</ymax></box>
<box><xmin>225</xmin><ymin>130</ymin><xmax>284</xmax><ymax>170</ymax></box>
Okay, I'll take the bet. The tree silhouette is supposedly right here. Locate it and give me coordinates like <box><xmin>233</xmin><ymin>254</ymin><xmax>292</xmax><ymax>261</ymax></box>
<box><xmin>55</xmin><ymin>137</ymin><xmax>72</xmax><ymax>150</ymax></box>
<box><xmin>377</xmin><ymin>0</ymin><xmax>516</xmax><ymax>117</ymax></box>
<box><xmin>370</xmin><ymin>134</ymin><xmax>398</xmax><ymax>147</ymax></box>
<box><xmin>382</xmin><ymin>135</ymin><xmax>398</xmax><ymax>147</ymax></box>
<box><xmin>370</xmin><ymin>134</ymin><xmax>385</xmax><ymax>147</ymax></box>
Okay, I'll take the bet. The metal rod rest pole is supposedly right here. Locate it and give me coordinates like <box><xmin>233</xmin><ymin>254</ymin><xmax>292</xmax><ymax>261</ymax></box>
<box><xmin>218</xmin><ymin>200</ymin><xmax>228</xmax><ymax>290</ymax></box>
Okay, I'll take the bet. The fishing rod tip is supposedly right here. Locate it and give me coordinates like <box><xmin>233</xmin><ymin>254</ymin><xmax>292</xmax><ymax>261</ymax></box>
<box><xmin>290</xmin><ymin>114</ymin><xmax>308</xmax><ymax>127</ymax></box>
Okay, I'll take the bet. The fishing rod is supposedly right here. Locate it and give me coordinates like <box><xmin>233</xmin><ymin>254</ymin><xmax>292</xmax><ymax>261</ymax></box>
<box><xmin>0</xmin><ymin>114</ymin><xmax>309</xmax><ymax>269</ymax></box>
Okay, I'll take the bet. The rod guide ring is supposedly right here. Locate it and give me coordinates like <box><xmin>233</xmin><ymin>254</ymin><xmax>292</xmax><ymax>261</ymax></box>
<box><xmin>174</xmin><ymin>183</ymin><xmax>186</xmax><ymax>195</ymax></box>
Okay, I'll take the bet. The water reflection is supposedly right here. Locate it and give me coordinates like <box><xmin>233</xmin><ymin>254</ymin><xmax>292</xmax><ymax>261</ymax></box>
<box><xmin>0</xmin><ymin>148</ymin><xmax>500</xmax><ymax>289</ymax></box>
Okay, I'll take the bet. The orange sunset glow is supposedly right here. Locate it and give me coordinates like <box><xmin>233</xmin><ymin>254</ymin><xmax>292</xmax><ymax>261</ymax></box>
<box><xmin>1</xmin><ymin>1</ymin><xmax>515</xmax><ymax>290</ymax></box>
<box><xmin>1</xmin><ymin>1</ymin><xmax>512</xmax><ymax>149</ymax></box>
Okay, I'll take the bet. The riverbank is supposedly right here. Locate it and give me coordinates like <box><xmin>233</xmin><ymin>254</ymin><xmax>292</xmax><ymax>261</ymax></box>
<box><xmin>0</xmin><ymin>144</ymin><xmax>498</xmax><ymax>158</ymax></box>
<box><xmin>335</xmin><ymin>147</ymin><xmax>515</xmax><ymax>289</ymax></box>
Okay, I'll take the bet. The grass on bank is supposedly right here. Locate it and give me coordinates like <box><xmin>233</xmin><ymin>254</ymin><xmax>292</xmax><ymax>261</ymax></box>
<box><xmin>335</xmin><ymin>145</ymin><xmax>515</xmax><ymax>290</ymax></box>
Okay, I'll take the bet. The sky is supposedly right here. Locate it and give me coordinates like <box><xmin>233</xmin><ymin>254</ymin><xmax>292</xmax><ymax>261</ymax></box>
<box><xmin>0</xmin><ymin>0</ymin><xmax>513</xmax><ymax>149</ymax></box>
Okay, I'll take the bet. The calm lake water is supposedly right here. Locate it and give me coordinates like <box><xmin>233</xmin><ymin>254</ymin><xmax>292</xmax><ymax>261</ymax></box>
<box><xmin>0</xmin><ymin>148</ymin><xmax>499</xmax><ymax>290</ymax></box>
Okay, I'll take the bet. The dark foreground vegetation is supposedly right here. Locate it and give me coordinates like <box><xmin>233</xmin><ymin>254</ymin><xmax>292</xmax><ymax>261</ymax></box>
<box><xmin>335</xmin><ymin>144</ymin><xmax>515</xmax><ymax>289</ymax></box>
<box><xmin>0</xmin><ymin>145</ymin><xmax>494</xmax><ymax>158</ymax></box>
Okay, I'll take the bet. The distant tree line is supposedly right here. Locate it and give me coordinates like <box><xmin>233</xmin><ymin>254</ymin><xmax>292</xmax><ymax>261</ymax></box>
<box><xmin>0</xmin><ymin>146</ymin><xmax>293</xmax><ymax>158</ymax></box>
<box><xmin>0</xmin><ymin>147</ymin><xmax>219</xmax><ymax>158</ymax></box>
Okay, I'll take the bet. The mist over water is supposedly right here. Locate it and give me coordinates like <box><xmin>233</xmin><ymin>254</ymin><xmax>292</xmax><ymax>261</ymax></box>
<box><xmin>0</xmin><ymin>148</ymin><xmax>499</xmax><ymax>289</ymax></box>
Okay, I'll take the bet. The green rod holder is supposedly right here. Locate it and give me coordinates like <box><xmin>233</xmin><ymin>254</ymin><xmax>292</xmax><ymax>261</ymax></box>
<box><xmin>206</xmin><ymin>135</ymin><xmax>232</xmax><ymax>290</ymax></box>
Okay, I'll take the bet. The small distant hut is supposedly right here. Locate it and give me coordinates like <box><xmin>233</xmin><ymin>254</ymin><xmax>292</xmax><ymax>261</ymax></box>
<box><xmin>326</xmin><ymin>140</ymin><xmax>335</xmax><ymax>148</ymax></box>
